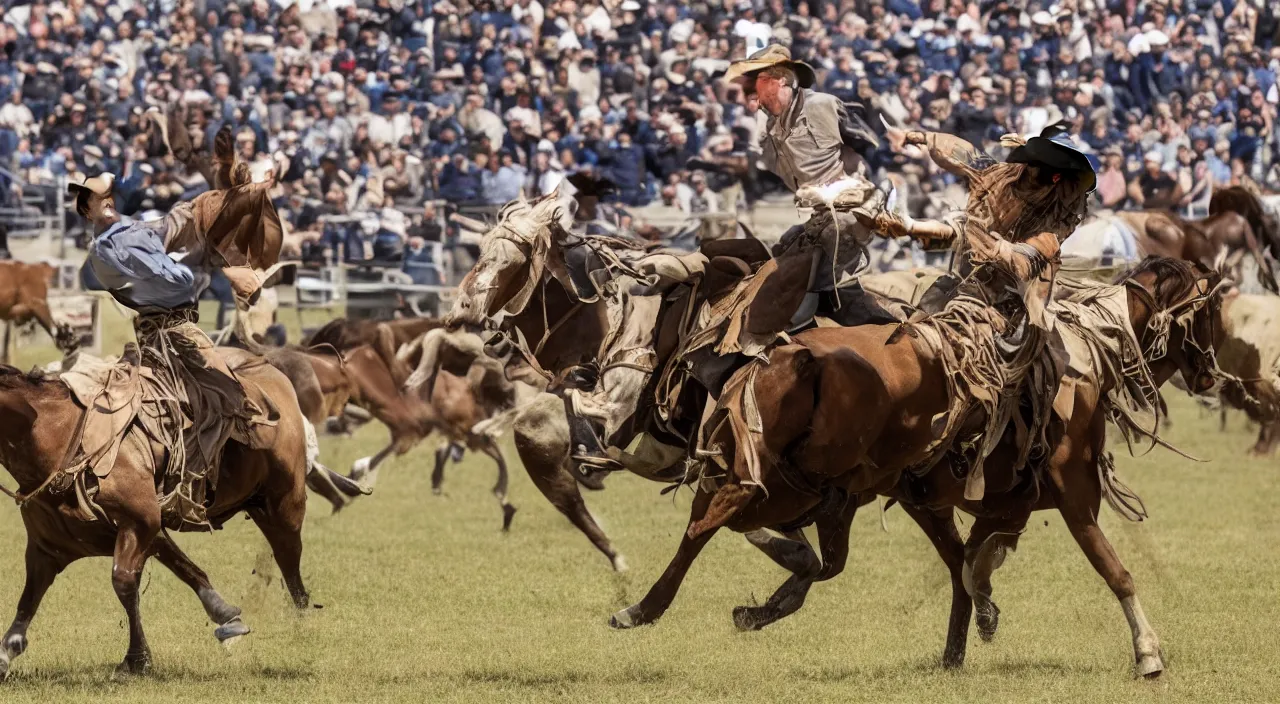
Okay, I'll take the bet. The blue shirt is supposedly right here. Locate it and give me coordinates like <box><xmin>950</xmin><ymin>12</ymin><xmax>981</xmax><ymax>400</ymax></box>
<box><xmin>87</xmin><ymin>219</ymin><xmax>205</xmax><ymax>309</ymax></box>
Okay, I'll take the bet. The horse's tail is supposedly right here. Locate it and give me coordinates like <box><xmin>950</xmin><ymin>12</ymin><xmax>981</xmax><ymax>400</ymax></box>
<box><xmin>1239</xmin><ymin>220</ymin><xmax>1279</xmax><ymax>293</ymax></box>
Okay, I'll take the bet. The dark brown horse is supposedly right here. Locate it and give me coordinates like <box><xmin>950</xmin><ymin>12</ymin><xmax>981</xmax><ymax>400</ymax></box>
<box><xmin>0</xmin><ymin>350</ymin><xmax>321</xmax><ymax>678</ymax></box>
<box><xmin>609</xmin><ymin>257</ymin><xmax>1225</xmax><ymax>678</ymax></box>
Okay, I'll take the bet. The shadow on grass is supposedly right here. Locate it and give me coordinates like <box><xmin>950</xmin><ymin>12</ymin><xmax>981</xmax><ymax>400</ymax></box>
<box><xmin>459</xmin><ymin>663</ymin><xmax>669</xmax><ymax>688</ymax></box>
<box><xmin>6</xmin><ymin>663</ymin><xmax>314</xmax><ymax>689</ymax></box>
<box><xmin>789</xmin><ymin>655</ymin><xmax>1102</xmax><ymax>683</ymax></box>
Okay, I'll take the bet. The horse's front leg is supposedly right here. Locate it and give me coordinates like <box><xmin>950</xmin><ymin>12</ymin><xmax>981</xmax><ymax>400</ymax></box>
<box><xmin>732</xmin><ymin>494</ymin><xmax>863</xmax><ymax>631</ymax></box>
<box><xmin>0</xmin><ymin>542</ymin><xmax>67</xmax><ymax>681</ymax></box>
<box><xmin>610</xmin><ymin>483</ymin><xmax>751</xmax><ymax>629</ymax></box>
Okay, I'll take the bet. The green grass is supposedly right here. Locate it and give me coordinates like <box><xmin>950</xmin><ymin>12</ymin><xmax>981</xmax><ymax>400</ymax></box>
<box><xmin>2</xmin><ymin>323</ymin><xmax>1279</xmax><ymax>702</ymax></box>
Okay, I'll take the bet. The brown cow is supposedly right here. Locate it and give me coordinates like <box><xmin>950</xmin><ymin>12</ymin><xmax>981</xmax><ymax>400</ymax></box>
<box><xmin>0</xmin><ymin>261</ymin><xmax>75</xmax><ymax>356</ymax></box>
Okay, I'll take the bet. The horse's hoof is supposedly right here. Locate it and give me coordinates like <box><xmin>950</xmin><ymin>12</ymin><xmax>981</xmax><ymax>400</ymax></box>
<box><xmin>501</xmin><ymin>505</ymin><xmax>518</xmax><ymax>532</ymax></box>
<box><xmin>3</xmin><ymin>634</ymin><xmax>26</xmax><ymax>658</ymax></box>
<box><xmin>432</xmin><ymin>487</ymin><xmax>443</xmax><ymax>496</ymax></box>
<box><xmin>732</xmin><ymin>606</ymin><xmax>766</xmax><ymax>632</ymax></box>
<box><xmin>115</xmin><ymin>656</ymin><xmax>152</xmax><ymax>677</ymax></box>
<box><xmin>610</xmin><ymin>554</ymin><xmax>629</xmax><ymax>573</ymax></box>
<box><xmin>1136</xmin><ymin>653</ymin><xmax>1165</xmax><ymax>679</ymax></box>
<box><xmin>941</xmin><ymin>651</ymin><xmax>965</xmax><ymax>670</ymax></box>
<box><xmin>215</xmin><ymin>617</ymin><xmax>251</xmax><ymax>644</ymax></box>
<box><xmin>0</xmin><ymin>653</ymin><xmax>10</xmax><ymax>682</ymax></box>
<box><xmin>609</xmin><ymin>606</ymin><xmax>642</xmax><ymax>630</ymax></box>
<box><xmin>349</xmin><ymin>457</ymin><xmax>371</xmax><ymax>483</ymax></box>
<box><xmin>576</xmin><ymin>471</ymin><xmax>607</xmax><ymax>492</ymax></box>
<box><xmin>976</xmin><ymin>601</ymin><xmax>1000</xmax><ymax>642</ymax></box>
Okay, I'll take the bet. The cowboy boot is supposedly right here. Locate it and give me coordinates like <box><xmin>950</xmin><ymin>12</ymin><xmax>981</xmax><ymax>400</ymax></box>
<box><xmin>566</xmin><ymin>408</ymin><xmax>619</xmax><ymax>490</ymax></box>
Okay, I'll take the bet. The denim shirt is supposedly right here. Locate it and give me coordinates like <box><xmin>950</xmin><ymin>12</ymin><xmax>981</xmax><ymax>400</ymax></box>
<box><xmin>87</xmin><ymin>218</ymin><xmax>208</xmax><ymax>310</ymax></box>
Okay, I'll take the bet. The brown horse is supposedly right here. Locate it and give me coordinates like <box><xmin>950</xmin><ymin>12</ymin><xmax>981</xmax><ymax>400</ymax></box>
<box><xmin>1210</xmin><ymin>185</ymin><xmax>1280</xmax><ymax>257</ymax></box>
<box><xmin>609</xmin><ymin>257</ymin><xmax>1225</xmax><ymax>678</ymax></box>
<box><xmin>0</xmin><ymin>351</ymin><xmax>321</xmax><ymax>678</ymax></box>
<box><xmin>291</xmin><ymin>341</ymin><xmax>517</xmax><ymax>529</ymax></box>
<box><xmin>1118</xmin><ymin>207</ymin><xmax>1277</xmax><ymax>292</ymax></box>
<box><xmin>305</xmin><ymin>317</ymin><xmax>442</xmax><ymax>387</ymax></box>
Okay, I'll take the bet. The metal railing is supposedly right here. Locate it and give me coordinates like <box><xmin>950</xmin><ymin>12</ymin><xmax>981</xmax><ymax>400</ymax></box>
<box><xmin>0</xmin><ymin>166</ymin><xmax>66</xmax><ymax>255</ymax></box>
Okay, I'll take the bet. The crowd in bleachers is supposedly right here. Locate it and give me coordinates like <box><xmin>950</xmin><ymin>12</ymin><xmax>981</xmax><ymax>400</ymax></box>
<box><xmin>0</xmin><ymin>0</ymin><xmax>1276</xmax><ymax>273</ymax></box>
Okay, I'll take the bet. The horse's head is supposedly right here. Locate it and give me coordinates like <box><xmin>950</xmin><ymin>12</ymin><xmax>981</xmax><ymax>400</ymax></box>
<box><xmin>1118</xmin><ymin>257</ymin><xmax>1227</xmax><ymax>394</ymax></box>
<box><xmin>446</xmin><ymin>191</ymin><xmax>577</xmax><ymax>327</ymax></box>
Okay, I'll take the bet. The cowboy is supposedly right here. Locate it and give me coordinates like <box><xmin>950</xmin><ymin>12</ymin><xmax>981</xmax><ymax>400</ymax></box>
<box><xmin>722</xmin><ymin>44</ymin><xmax>911</xmax><ymax>330</ymax></box>
<box><xmin>877</xmin><ymin>121</ymin><xmax>1097</xmax><ymax>328</ymax></box>
<box><xmin>68</xmin><ymin>110</ymin><xmax>284</xmax><ymax>528</ymax></box>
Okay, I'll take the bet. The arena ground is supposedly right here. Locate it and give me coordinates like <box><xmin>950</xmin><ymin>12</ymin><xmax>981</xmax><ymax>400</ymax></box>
<box><xmin>0</xmin><ymin>313</ymin><xmax>1277</xmax><ymax>703</ymax></box>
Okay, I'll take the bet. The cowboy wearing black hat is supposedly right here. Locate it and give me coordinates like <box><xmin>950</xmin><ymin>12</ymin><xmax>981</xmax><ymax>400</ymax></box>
<box><xmin>879</xmin><ymin>121</ymin><xmax>1097</xmax><ymax>329</ymax></box>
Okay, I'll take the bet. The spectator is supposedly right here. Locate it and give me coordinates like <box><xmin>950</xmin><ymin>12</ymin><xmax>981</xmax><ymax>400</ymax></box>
<box><xmin>2</xmin><ymin>0</ymin><xmax>1273</xmax><ymax>269</ymax></box>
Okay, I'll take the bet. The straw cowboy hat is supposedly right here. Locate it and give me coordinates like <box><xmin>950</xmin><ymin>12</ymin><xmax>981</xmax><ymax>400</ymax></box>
<box><xmin>67</xmin><ymin>172</ymin><xmax>116</xmax><ymax>216</ymax></box>
<box><xmin>724</xmin><ymin>44</ymin><xmax>816</xmax><ymax>88</ymax></box>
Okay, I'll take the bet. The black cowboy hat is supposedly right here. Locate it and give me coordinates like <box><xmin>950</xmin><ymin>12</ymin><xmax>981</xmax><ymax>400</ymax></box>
<box><xmin>566</xmin><ymin>172</ymin><xmax>616</xmax><ymax>198</ymax></box>
<box><xmin>1006</xmin><ymin>121</ymin><xmax>1097</xmax><ymax>191</ymax></box>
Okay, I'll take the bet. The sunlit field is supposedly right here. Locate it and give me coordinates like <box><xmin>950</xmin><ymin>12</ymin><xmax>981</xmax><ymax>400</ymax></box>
<box><xmin>1</xmin><ymin>313</ymin><xmax>1278</xmax><ymax>702</ymax></box>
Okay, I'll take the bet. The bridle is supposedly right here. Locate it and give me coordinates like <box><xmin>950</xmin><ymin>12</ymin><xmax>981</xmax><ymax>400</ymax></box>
<box><xmin>1122</xmin><ymin>272</ymin><xmax>1226</xmax><ymax>386</ymax></box>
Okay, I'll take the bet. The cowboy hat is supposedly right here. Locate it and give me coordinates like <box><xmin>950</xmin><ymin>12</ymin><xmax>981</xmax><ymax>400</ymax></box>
<box><xmin>723</xmin><ymin>44</ymin><xmax>815</xmax><ymax>89</ymax></box>
<box><xmin>1006</xmin><ymin>121</ymin><xmax>1097</xmax><ymax>191</ymax></box>
<box><xmin>67</xmin><ymin>172</ymin><xmax>117</xmax><ymax>217</ymax></box>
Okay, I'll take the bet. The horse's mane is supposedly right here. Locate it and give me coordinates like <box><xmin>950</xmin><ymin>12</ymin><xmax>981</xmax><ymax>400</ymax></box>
<box><xmin>304</xmin><ymin>318</ymin><xmax>351</xmax><ymax>348</ymax></box>
<box><xmin>1115</xmin><ymin>256</ymin><xmax>1212</xmax><ymax>305</ymax></box>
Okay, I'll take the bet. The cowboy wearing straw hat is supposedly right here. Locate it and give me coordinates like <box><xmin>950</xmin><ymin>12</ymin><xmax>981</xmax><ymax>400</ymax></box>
<box><xmin>722</xmin><ymin>44</ymin><xmax>901</xmax><ymax>330</ymax></box>
<box><xmin>68</xmin><ymin>106</ymin><xmax>287</xmax><ymax>528</ymax></box>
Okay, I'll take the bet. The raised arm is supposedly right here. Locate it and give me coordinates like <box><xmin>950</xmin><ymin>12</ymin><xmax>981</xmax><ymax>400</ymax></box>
<box><xmin>886</xmin><ymin>127</ymin><xmax>985</xmax><ymax>181</ymax></box>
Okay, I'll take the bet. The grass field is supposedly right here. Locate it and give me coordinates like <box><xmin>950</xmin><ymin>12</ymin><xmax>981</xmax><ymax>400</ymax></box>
<box><xmin>1</xmin><ymin>316</ymin><xmax>1279</xmax><ymax>702</ymax></box>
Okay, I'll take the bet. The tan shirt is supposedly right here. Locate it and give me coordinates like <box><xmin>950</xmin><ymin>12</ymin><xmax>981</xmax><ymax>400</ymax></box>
<box><xmin>755</xmin><ymin>89</ymin><xmax>852</xmax><ymax>191</ymax></box>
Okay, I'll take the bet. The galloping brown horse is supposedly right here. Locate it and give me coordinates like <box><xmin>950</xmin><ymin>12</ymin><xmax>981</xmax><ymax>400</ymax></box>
<box><xmin>1119</xmin><ymin>199</ymin><xmax>1277</xmax><ymax>292</ymax></box>
<box><xmin>609</xmin><ymin>257</ymin><xmax>1225</xmax><ymax>678</ymax></box>
<box><xmin>269</xmin><ymin>340</ymin><xmax>517</xmax><ymax>529</ymax></box>
<box><xmin>305</xmin><ymin>317</ymin><xmax>442</xmax><ymax>387</ymax></box>
<box><xmin>0</xmin><ymin>351</ymin><xmax>322</xmax><ymax>678</ymax></box>
<box><xmin>0</xmin><ymin>261</ymin><xmax>73</xmax><ymax>357</ymax></box>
